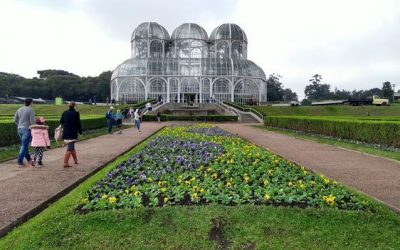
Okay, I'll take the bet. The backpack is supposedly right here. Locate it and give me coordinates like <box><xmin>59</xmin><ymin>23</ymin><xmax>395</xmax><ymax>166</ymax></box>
<box><xmin>54</xmin><ymin>125</ymin><xmax>63</xmax><ymax>144</ymax></box>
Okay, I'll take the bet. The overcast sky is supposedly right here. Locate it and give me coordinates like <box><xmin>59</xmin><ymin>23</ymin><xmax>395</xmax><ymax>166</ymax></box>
<box><xmin>1</xmin><ymin>0</ymin><xmax>399</xmax><ymax>98</ymax></box>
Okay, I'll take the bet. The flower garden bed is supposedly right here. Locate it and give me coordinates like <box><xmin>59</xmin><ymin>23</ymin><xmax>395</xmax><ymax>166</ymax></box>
<box><xmin>80</xmin><ymin>125</ymin><xmax>371</xmax><ymax>212</ymax></box>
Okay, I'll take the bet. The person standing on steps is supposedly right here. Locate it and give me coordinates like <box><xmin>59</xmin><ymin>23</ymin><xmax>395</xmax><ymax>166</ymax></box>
<box><xmin>14</xmin><ymin>98</ymin><xmax>35</xmax><ymax>166</ymax></box>
<box><xmin>106</xmin><ymin>106</ymin><xmax>114</xmax><ymax>134</ymax></box>
<box><xmin>60</xmin><ymin>102</ymin><xmax>82</xmax><ymax>168</ymax></box>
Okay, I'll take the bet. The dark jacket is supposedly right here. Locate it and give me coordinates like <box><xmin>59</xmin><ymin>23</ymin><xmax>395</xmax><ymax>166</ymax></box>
<box><xmin>60</xmin><ymin>108</ymin><xmax>82</xmax><ymax>140</ymax></box>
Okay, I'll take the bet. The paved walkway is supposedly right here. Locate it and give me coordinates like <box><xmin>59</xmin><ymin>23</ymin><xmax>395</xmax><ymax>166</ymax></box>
<box><xmin>0</xmin><ymin>123</ymin><xmax>164</xmax><ymax>237</ymax></box>
<box><xmin>219</xmin><ymin>124</ymin><xmax>400</xmax><ymax>212</ymax></box>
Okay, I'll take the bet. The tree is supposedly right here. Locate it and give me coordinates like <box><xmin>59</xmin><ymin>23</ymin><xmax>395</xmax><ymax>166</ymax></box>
<box><xmin>381</xmin><ymin>81</ymin><xmax>393</xmax><ymax>99</ymax></box>
<box><xmin>304</xmin><ymin>74</ymin><xmax>332</xmax><ymax>100</ymax></box>
<box><xmin>282</xmin><ymin>88</ymin><xmax>298</xmax><ymax>101</ymax></box>
<box><xmin>266</xmin><ymin>73</ymin><xmax>284</xmax><ymax>102</ymax></box>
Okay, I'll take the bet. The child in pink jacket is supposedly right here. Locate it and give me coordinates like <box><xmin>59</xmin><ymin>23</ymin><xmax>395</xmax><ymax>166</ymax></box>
<box><xmin>30</xmin><ymin>117</ymin><xmax>51</xmax><ymax>167</ymax></box>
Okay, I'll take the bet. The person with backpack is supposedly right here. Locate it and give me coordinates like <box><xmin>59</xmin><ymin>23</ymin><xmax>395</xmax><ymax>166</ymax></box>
<box><xmin>106</xmin><ymin>106</ymin><xmax>114</xmax><ymax>134</ymax></box>
<box><xmin>29</xmin><ymin>117</ymin><xmax>51</xmax><ymax>167</ymax></box>
<box><xmin>60</xmin><ymin>102</ymin><xmax>82</xmax><ymax>168</ymax></box>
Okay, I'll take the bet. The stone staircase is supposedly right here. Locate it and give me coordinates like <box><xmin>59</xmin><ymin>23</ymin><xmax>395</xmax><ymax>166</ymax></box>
<box><xmin>239</xmin><ymin>113</ymin><xmax>261</xmax><ymax>123</ymax></box>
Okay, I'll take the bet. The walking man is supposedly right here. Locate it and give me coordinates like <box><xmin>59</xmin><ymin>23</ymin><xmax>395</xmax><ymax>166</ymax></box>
<box><xmin>106</xmin><ymin>106</ymin><xmax>114</xmax><ymax>134</ymax></box>
<box><xmin>14</xmin><ymin>98</ymin><xmax>35</xmax><ymax>166</ymax></box>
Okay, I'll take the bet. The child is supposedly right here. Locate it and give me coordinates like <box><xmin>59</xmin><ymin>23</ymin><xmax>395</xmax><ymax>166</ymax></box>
<box><xmin>115</xmin><ymin>109</ymin><xmax>123</xmax><ymax>134</ymax></box>
<box><xmin>29</xmin><ymin>117</ymin><xmax>51</xmax><ymax>167</ymax></box>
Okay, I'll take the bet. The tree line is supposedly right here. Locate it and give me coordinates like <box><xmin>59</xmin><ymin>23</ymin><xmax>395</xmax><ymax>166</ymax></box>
<box><xmin>0</xmin><ymin>70</ymin><xmax>396</xmax><ymax>104</ymax></box>
<box><xmin>0</xmin><ymin>70</ymin><xmax>111</xmax><ymax>102</ymax></box>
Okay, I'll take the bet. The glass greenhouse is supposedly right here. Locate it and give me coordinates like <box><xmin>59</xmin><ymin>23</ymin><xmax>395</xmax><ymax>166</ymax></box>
<box><xmin>111</xmin><ymin>22</ymin><xmax>267</xmax><ymax>104</ymax></box>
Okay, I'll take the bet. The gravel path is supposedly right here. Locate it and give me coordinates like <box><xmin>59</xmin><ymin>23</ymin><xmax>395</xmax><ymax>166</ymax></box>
<box><xmin>219</xmin><ymin>123</ymin><xmax>400</xmax><ymax>212</ymax></box>
<box><xmin>0</xmin><ymin>123</ymin><xmax>164</xmax><ymax>237</ymax></box>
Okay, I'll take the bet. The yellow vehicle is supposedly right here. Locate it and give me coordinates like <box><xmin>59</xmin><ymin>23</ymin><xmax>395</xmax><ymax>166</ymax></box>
<box><xmin>372</xmin><ymin>95</ymin><xmax>390</xmax><ymax>106</ymax></box>
<box><xmin>347</xmin><ymin>95</ymin><xmax>390</xmax><ymax>106</ymax></box>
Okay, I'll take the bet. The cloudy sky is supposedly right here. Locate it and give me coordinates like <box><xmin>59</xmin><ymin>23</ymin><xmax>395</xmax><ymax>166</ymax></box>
<box><xmin>1</xmin><ymin>0</ymin><xmax>399</xmax><ymax>98</ymax></box>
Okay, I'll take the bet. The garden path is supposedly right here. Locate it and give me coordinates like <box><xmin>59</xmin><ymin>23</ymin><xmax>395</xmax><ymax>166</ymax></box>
<box><xmin>0</xmin><ymin>123</ymin><xmax>164</xmax><ymax>237</ymax></box>
<box><xmin>219</xmin><ymin>123</ymin><xmax>400</xmax><ymax>213</ymax></box>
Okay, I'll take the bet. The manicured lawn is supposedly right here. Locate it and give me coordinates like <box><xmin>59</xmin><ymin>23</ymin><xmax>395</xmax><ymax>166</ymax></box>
<box><xmin>251</xmin><ymin>105</ymin><xmax>400</xmax><ymax>117</ymax></box>
<box><xmin>1</xmin><ymin>125</ymin><xmax>399</xmax><ymax>249</ymax></box>
<box><xmin>255</xmin><ymin>126</ymin><xmax>400</xmax><ymax>162</ymax></box>
<box><xmin>0</xmin><ymin>104</ymin><xmax>110</xmax><ymax>116</ymax></box>
<box><xmin>0</xmin><ymin>125</ymin><xmax>130</xmax><ymax>163</ymax></box>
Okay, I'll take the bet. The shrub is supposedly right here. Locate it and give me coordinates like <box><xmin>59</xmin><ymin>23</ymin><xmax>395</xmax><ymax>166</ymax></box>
<box><xmin>0</xmin><ymin>116</ymin><xmax>106</xmax><ymax>147</ymax></box>
<box><xmin>143</xmin><ymin>114</ymin><xmax>238</xmax><ymax>122</ymax></box>
<box><xmin>264</xmin><ymin>116</ymin><xmax>400</xmax><ymax>148</ymax></box>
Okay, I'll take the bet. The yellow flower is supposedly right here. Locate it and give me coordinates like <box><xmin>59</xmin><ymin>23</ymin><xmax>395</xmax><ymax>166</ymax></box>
<box><xmin>130</xmin><ymin>185</ymin><xmax>137</xmax><ymax>191</ymax></box>
<box><xmin>163</xmin><ymin>197</ymin><xmax>169</xmax><ymax>203</ymax></box>
<box><xmin>134</xmin><ymin>191</ymin><xmax>141</xmax><ymax>197</ymax></box>
<box><xmin>212</xmin><ymin>173</ymin><xmax>218</xmax><ymax>180</ymax></box>
<box><xmin>332</xmin><ymin>181</ymin><xmax>338</xmax><ymax>185</ymax></box>
<box><xmin>299</xmin><ymin>183</ymin><xmax>306</xmax><ymax>189</ymax></box>
<box><xmin>191</xmin><ymin>193</ymin><xmax>198</xmax><ymax>199</ymax></box>
<box><xmin>310</xmin><ymin>181</ymin><xmax>315</xmax><ymax>186</ymax></box>
<box><xmin>226</xmin><ymin>182</ymin><xmax>232</xmax><ymax>188</ymax></box>
<box><xmin>244</xmin><ymin>176</ymin><xmax>250</xmax><ymax>184</ymax></box>
<box><xmin>178</xmin><ymin>175</ymin><xmax>183</xmax><ymax>179</ymax></box>
<box><xmin>224</xmin><ymin>169</ymin><xmax>229</xmax><ymax>174</ymax></box>
<box><xmin>323</xmin><ymin>178</ymin><xmax>330</xmax><ymax>185</ymax></box>
<box><xmin>81</xmin><ymin>197</ymin><xmax>89</xmax><ymax>204</ymax></box>
<box><xmin>207</xmin><ymin>167</ymin><xmax>212</xmax><ymax>173</ymax></box>
<box><xmin>263</xmin><ymin>180</ymin><xmax>269</xmax><ymax>187</ymax></box>
<box><xmin>288</xmin><ymin>182</ymin><xmax>293</xmax><ymax>187</ymax></box>
<box><xmin>274</xmin><ymin>159</ymin><xmax>279</xmax><ymax>164</ymax></box>
<box><xmin>185</xmin><ymin>180</ymin><xmax>191</xmax><ymax>185</ymax></box>
<box><xmin>158</xmin><ymin>181</ymin><xmax>164</xmax><ymax>187</ymax></box>
<box><xmin>161</xmin><ymin>187</ymin><xmax>167</xmax><ymax>193</ymax></box>
<box><xmin>268</xmin><ymin>169</ymin><xmax>274</xmax><ymax>176</ymax></box>
<box><xmin>200</xmin><ymin>188</ymin><xmax>206</xmax><ymax>194</ymax></box>
<box><xmin>263</xmin><ymin>194</ymin><xmax>271</xmax><ymax>201</ymax></box>
<box><xmin>323</xmin><ymin>194</ymin><xmax>336</xmax><ymax>206</ymax></box>
<box><xmin>101</xmin><ymin>194</ymin><xmax>108</xmax><ymax>199</ymax></box>
<box><xmin>192</xmin><ymin>186</ymin><xmax>199</xmax><ymax>192</ymax></box>
<box><xmin>147</xmin><ymin>177</ymin><xmax>153</xmax><ymax>183</ymax></box>
<box><xmin>191</xmin><ymin>177</ymin><xmax>196</xmax><ymax>182</ymax></box>
<box><xmin>108</xmin><ymin>196</ymin><xmax>117</xmax><ymax>204</ymax></box>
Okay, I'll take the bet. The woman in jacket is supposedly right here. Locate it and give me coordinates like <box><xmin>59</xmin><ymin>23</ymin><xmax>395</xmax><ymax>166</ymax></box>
<box><xmin>60</xmin><ymin>102</ymin><xmax>82</xmax><ymax>168</ymax></box>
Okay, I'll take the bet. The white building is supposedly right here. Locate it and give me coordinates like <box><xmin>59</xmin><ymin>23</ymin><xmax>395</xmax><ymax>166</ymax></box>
<box><xmin>111</xmin><ymin>22</ymin><xmax>267</xmax><ymax>104</ymax></box>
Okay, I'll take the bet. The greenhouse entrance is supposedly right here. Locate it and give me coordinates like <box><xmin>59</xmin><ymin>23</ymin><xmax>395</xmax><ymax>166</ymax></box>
<box><xmin>182</xmin><ymin>93</ymin><xmax>198</xmax><ymax>104</ymax></box>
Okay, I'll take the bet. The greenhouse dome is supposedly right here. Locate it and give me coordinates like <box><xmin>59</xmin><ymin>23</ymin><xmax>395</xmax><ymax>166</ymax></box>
<box><xmin>112</xmin><ymin>22</ymin><xmax>267</xmax><ymax>104</ymax></box>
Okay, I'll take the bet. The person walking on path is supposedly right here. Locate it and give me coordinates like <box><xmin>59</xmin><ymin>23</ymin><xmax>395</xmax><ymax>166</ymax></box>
<box><xmin>115</xmin><ymin>109</ymin><xmax>123</xmax><ymax>134</ymax></box>
<box><xmin>156</xmin><ymin>111</ymin><xmax>161</xmax><ymax>123</ymax></box>
<box><xmin>29</xmin><ymin>117</ymin><xmax>50</xmax><ymax>167</ymax></box>
<box><xmin>14</xmin><ymin>98</ymin><xmax>35</xmax><ymax>166</ymax></box>
<box><xmin>134</xmin><ymin>109</ymin><xmax>141</xmax><ymax>132</ymax></box>
<box><xmin>60</xmin><ymin>102</ymin><xmax>82</xmax><ymax>168</ymax></box>
<box><xmin>106</xmin><ymin>106</ymin><xmax>114</xmax><ymax>134</ymax></box>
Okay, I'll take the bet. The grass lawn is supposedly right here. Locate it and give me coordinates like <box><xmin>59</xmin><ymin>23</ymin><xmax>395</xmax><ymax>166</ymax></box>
<box><xmin>1</xmin><ymin>127</ymin><xmax>399</xmax><ymax>249</ymax></box>
<box><xmin>251</xmin><ymin>105</ymin><xmax>400</xmax><ymax>117</ymax></box>
<box><xmin>0</xmin><ymin>125</ymin><xmax>130</xmax><ymax>163</ymax></box>
<box><xmin>0</xmin><ymin>104</ymin><xmax>110</xmax><ymax>116</ymax></box>
<box><xmin>254</xmin><ymin>126</ymin><xmax>400</xmax><ymax>162</ymax></box>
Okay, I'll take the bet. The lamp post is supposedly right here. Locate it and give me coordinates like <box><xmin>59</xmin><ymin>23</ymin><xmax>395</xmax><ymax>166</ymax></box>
<box><xmin>392</xmin><ymin>84</ymin><xmax>396</xmax><ymax>103</ymax></box>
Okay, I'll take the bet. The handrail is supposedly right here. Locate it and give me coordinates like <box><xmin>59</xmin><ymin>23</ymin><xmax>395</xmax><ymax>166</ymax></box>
<box><xmin>224</xmin><ymin>102</ymin><xmax>264</xmax><ymax>120</ymax></box>
<box><xmin>212</xmin><ymin>99</ymin><xmax>241</xmax><ymax>121</ymax></box>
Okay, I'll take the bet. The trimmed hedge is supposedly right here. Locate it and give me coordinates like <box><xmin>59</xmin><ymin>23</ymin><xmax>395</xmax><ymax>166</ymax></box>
<box><xmin>264</xmin><ymin>116</ymin><xmax>400</xmax><ymax>148</ymax></box>
<box><xmin>0</xmin><ymin>116</ymin><xmax>106</xmax><ymax>147</ymax></box>
<box><xmin>143</xmin><ymin>114</ymin><xmax>238</xmax><ymax>122</ymax></box>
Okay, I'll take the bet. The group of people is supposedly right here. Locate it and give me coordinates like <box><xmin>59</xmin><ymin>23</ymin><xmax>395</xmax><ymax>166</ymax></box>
<box><xmin>14</xmin><ymin>99</ymin><xmax>82</xmax><ymax>168</ymax></box>
<box><xmin>106</xmin><ymin>106</ymin><xmax>142</xmax><ymax>134</ymax></box>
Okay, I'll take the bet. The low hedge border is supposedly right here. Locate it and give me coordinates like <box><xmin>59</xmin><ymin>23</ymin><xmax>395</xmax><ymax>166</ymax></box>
<box><xmin>0</xmin><ymin>116</ymin><xmax>106</xmax><ymax>147</ymax></box>
<box><xmin>264</xmin><ymin>116</ymin><xmax>400</xmax><ymax>148</ymax></box>
<box><xmin>143</xmin><ymin>114</ymin><xmax>238</xmax><ymax>122</ymax></box>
